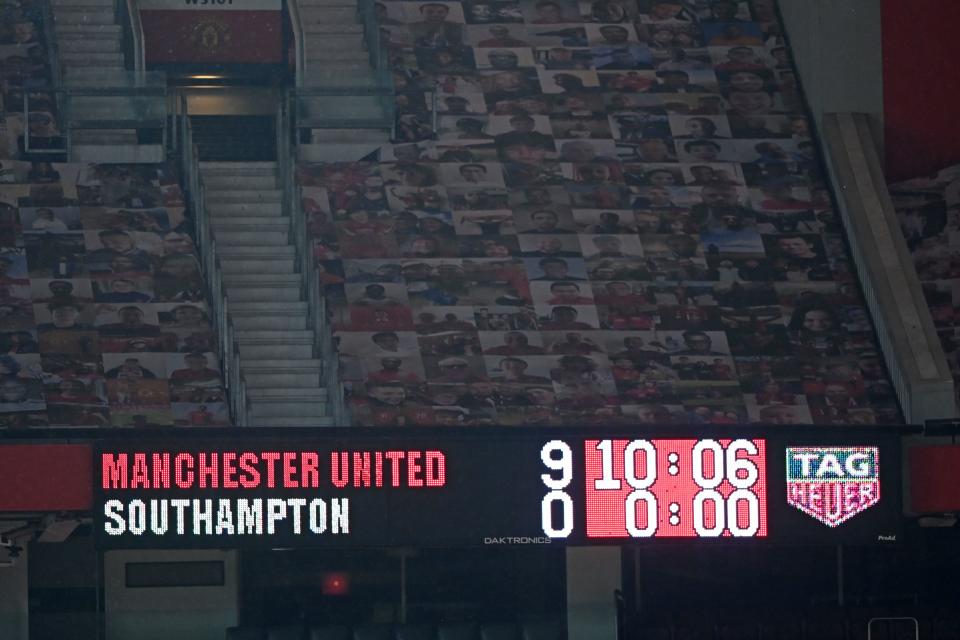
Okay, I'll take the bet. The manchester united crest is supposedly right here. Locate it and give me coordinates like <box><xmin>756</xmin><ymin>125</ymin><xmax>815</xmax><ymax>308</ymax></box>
<box><xmin>188</xmin><ymin>18</ymin><xmax>231</xmax><ymax>52</ymax></box>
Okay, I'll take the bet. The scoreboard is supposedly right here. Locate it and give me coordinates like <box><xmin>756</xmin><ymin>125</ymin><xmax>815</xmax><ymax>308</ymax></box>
<box><xmin>93</xmin><ymin>429</ymin><xmax>901</xmax><ymax>549</ymax></box>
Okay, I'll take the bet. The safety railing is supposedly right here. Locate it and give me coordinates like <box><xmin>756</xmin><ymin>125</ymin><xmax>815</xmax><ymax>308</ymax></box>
<box><xmin>292</xmin><ymin>85</ymin><xmax>395</xmax><ymax>137</ymax></box>
<box><xmin>119</xmin><ymin>0</ymin><xmax>147</xmax><ymax>73</ymax></box>
<box><xmin>23</xmin><ymin>73</ymin><xmax>167</xmax><ymax>159</ymax></box>
<box><xmin>278</xmin><ymin>94</ymin><xmax>350</xmax><ymax>426</ymax></box>
<box><xmin>178</xmin><ymin>95</ymin><xmax>250</xmax><ymax>426</ymax></box>
<box><xmin>22</xmin><ymin>90</ymin><xmax>68</xmax><ymax>157</ymax></box>
<box><xmin>288</xmin><ymin>0</ymin><xmax>306</xmax><ymax>87</ymax></box>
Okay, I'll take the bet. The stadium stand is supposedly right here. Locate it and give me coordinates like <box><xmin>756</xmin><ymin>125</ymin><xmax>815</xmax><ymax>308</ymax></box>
<box><xmin>298</xmin><ymin>0</ymin><xmax>903</xmax><ymax>427</ymax></box>
<box><xmin>0</xmin><ymin>161</ymin><xmax>227</xmax><ymax>426</ymax></box>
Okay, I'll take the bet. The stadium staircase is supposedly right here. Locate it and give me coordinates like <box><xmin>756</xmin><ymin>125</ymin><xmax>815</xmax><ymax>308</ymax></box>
<box><xmin>51</xmin><ymin>0</ymin><xmax>140</xmax><ymax>153</ymax></box>
<box><xmin>198</xmin><ymin>160</ymin><xmax>334</xmax><ymax>426</ymax></box>
<box><xmin>291</xmin><ymin>0</ymin><xmax>393</xmax><ymax>161</ymax></box>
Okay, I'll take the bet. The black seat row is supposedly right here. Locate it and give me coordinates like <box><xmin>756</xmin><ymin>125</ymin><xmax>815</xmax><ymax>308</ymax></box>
<box><xmin>226</xmin><ymin>620</ymin><xmax>563</xmax><ymax>640</ymax></box>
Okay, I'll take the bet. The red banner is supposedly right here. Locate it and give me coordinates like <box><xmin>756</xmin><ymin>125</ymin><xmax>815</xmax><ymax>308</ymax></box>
<box><xmin>909</xmin><ymin>445</ymin><xmax>960</xmax><ymax>514</ymax></box>
<box><xmin>0</xmin><ymin>445</ymin><xmax>92</xmax><ymax>511</ymax></box>
<box><xmin>141</xmin><ymin>10</ymin><xmax>283</xmax><ymax>64</ymax></box>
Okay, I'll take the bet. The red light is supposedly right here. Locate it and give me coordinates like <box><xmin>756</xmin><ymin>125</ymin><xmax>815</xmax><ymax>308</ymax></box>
<box><xmin>321</xmin><ymin>572</ymin><xmax>351</xmax><ymax>596</ymax></box>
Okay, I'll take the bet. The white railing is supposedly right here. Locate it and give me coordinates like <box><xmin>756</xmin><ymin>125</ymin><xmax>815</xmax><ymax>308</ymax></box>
<box><xmin>180</xmin><ymin>95</ymin><xmax>249</xmax><ymax>426</ymax></box>
<box><xmin>278</xmin><ymin>94</ymin><xmax>350</xmax><ymax>426</ymax></box>
<box><xmin>287</xmin><ymin>0</ymin><xmax>306</xmax><ymax>87</ymax></box>
<box><xmin>821</xmin><ymin>113</ymin><xmax>955</xmax><ymax>424</ymax></box>
<box><xmin>125</xmin><ymin>0</ymin><xmax>146</xmax><ymax>74</ymax></box>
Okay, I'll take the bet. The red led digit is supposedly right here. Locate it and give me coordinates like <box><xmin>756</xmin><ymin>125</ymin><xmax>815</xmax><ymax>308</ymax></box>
<box><xmin>585</xmin><ymin>439</ymin><xmax>768</xmax><ymax>538</ymax></box>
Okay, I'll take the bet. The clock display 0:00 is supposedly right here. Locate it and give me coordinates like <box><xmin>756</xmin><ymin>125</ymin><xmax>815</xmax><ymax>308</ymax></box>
<box><xmin>539</xmin><ymin>439</ymin><xmax>769</xmax><ymax>539</ymax></box>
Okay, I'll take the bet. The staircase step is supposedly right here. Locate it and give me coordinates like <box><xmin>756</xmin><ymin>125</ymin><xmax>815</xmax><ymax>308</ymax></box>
<box><xmin>211</xmin><ymin>217</ymin><xmax>290</xmax><ymax>230</ymax></box>
<box><xmin>303</xmin><ymin>33</ymin><xmax>364</xmax><ymax>49</ymax></box>
<box><xmin>305</xmin><ymin>49</ymin><xmax>370</xmax><ymax>63</ymax></box>
<box><xmin>222</xmin><ymin>273</ymin><xmax>302</xmax><ymax>286</ymax></box>
<box><xmin>236</xmin><ymin>329</ymin><xmax>315</xmax><ymax>342</ymax></box>
<box><xmin>220</xmin><ymin>257</ymin><xmax>296</xmax><ymax>275</ymax></box>
<box><xmin>208</xmin><ymin>202</ymin><xmax>285</xmax><ymax>217</ymax></box>
<box><xmin>244</xmin><ymin>358</ymin><xmax>323</xmax><ymax>370</ymax></box>
<box><xmin>54</xmin><ymin>8</ymin><xmax>115</xmax><ymax>24</ymax></box>
<box><xmin>226</xmin><ymin>285</ymin><xmax>302</xmax><ymax>302</ymax></box>
<box><xmin>213</xmin><ymin>228</ymin><xmax>289</xmax><ymax>244</ymax></box>
<box><xmin>248</xmin><ymin>387</ymin><xmax>328</xmax><ymax>400</ymax></box>
<box><xmin>250</xmin><ymin>398</ymin><xmax>330</xmax><ymax>418</ymax></box>
<box><xmin>206</xmin><ymin>189</ymin><xmax>282</xmax><ymax>204</ymax></box>
<box><xmin>306</xmin><ymin>60</ymin><xmax>372</xmax><ymax>72</ymax></box>
<box><xmin>55</xmin><ymin>23</ymin><xmax>121</xmax><ymax>35</ymax></box>
<box><xmin>245</xmin><ymin>370</ymin><xmax>323</xmax><ymax>388</ymax></box>
<box><xmin>231</xmin><ymin>312</ymin><xmax>309</xmax><ymax>331</ymax></box>
<box><xmin>303</xmin><ymin>22</ymin><xmax>362</xmax><ymax>34</ymax></box>
<box><xmin>252</xmin><ymin>415</ymin><xmax>336</xmax><ymax>427</ymax></box>
<box><xmin>200</xmin><ymin>161</ymin><xmax>277</xmax><ymax>170</ymax></box>
<box><xmin>202</xmin><ymin>175</ymin><xmax>278</xmax><ymax>190</ymax></box>
<box><xmin>60</xmin><ymin>51</ymin><xmax>124</xmax><ymax>65</ymax></box>
<box><xmin>217</xmin><ymin>245</ymin><xmax>296</xmax><ymax>258</ymax></box>
<box><xmin>300</xmin><ymin>7</ymin><xmax>358</xmax><ymax>22</ymax></box>
<box><xmin>59</xmin><ymin>37</ymin><xmax>120</xmax><ymax>53</ymax></box>
<box><xmin>229</xmin><ymin>301</ymin><xmax>308</xmax><ymax>314</ymax></box>
<box><xmin>238</xmin><ymin>341</ymin><xmax>315</xmax><ymax>359</ymax></box>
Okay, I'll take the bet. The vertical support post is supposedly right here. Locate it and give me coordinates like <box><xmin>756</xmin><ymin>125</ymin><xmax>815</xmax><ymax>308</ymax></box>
<box><xmin>836</xmin><ymin>544</ymin><xmax>845</xmax><ymax>607</ymax></box>
<box><xmin>399</xmin><ymin>552</ymin><xmax>408</xmax><ymax>624</ymax></box>
<box><xmin>566</xmin><ymin>547</ymin><xmax>620</xmax><ymax>640</ymax></box>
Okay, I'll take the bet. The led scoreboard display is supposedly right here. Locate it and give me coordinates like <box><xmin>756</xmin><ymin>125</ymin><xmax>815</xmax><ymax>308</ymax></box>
<box><xmin>93</xmin><ymin>431</ymin><xmax>901</xmax><ymax>549</ymax></box>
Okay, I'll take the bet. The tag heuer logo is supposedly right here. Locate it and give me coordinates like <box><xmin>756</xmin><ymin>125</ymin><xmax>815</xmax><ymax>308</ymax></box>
<box><xmin>786</xmin><ymin>447</ymin><xmax>880</xmax><ymax>527</ymax></box>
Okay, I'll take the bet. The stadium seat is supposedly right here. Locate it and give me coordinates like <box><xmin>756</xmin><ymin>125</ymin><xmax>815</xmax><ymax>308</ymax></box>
<box><xmin>479</xmin><ymin>622</ymin><xmax>521</xmax><ymax>640</ymax></box>
<box><xmin>226</xmin><ymin>628</ymin><xmax>266</xmax><ymax>640</ymax></box>
<box><xmin>353</xmin><ymin>624</ymin><xmax>394</xmax><ymax>640</ymax></box>
<box><xmin>310</xmin><ymin>625</ymin><xmax>352</xmax><ymax>640</ymax></box>
<box><xmin>520</xmin><ymin>618</ymin><xmax>562</xmax><ymax>640</ymax></box>
<box><xmin>268</xmin><ymin>626</ymin><xmax>305</xmax><ymax>640</ymax></box>
<box><xmin>437</xmin><ymin>622</ymin><xmax>481</xmax><ymax>640</ymax></box>
<box><xmin>395</xmin><ymin>623</ymin><xmax>438</xmax><ymax>640</ymax></box>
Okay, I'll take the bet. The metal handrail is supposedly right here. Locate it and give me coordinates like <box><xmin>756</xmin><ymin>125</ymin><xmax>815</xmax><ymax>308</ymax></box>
<box><xmin>179</xmin><ymin>95</ymin><xmax>249</xmax><ymax>426</ymax></box>
<box><xmin>124</xmin><ymin>0</ymin><xmax>146</xmax><ymax>74</ymax></box>
<box><xmin>287</xmin><ymin>0</ymin><xmax>306</xmax><ymax>87</ymax></box>
<box><xmin>278</xmin><ymin>93</ymin><xmax>350</xmax><ymax>426</ymax></box>
<box><xmin>22</xmin><ymin>92</ymin><xmax>67</xmax><ymax>156</ymax></box>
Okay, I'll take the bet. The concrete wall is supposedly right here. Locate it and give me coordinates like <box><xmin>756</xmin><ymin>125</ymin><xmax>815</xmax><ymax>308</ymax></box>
<box><xmin>0</xmin><ymin>547</ymin><xmax>28</xmax><ymax>640</ymax></box>
<box><xmin>778</xmin><ymin>0</ymin><xmax>884</xmax><ymax>147</ymax></box>
<box><xmin>105</xmin><ymin>549</ymin><xmax>239</xmax><ymax>640</ymax></box>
